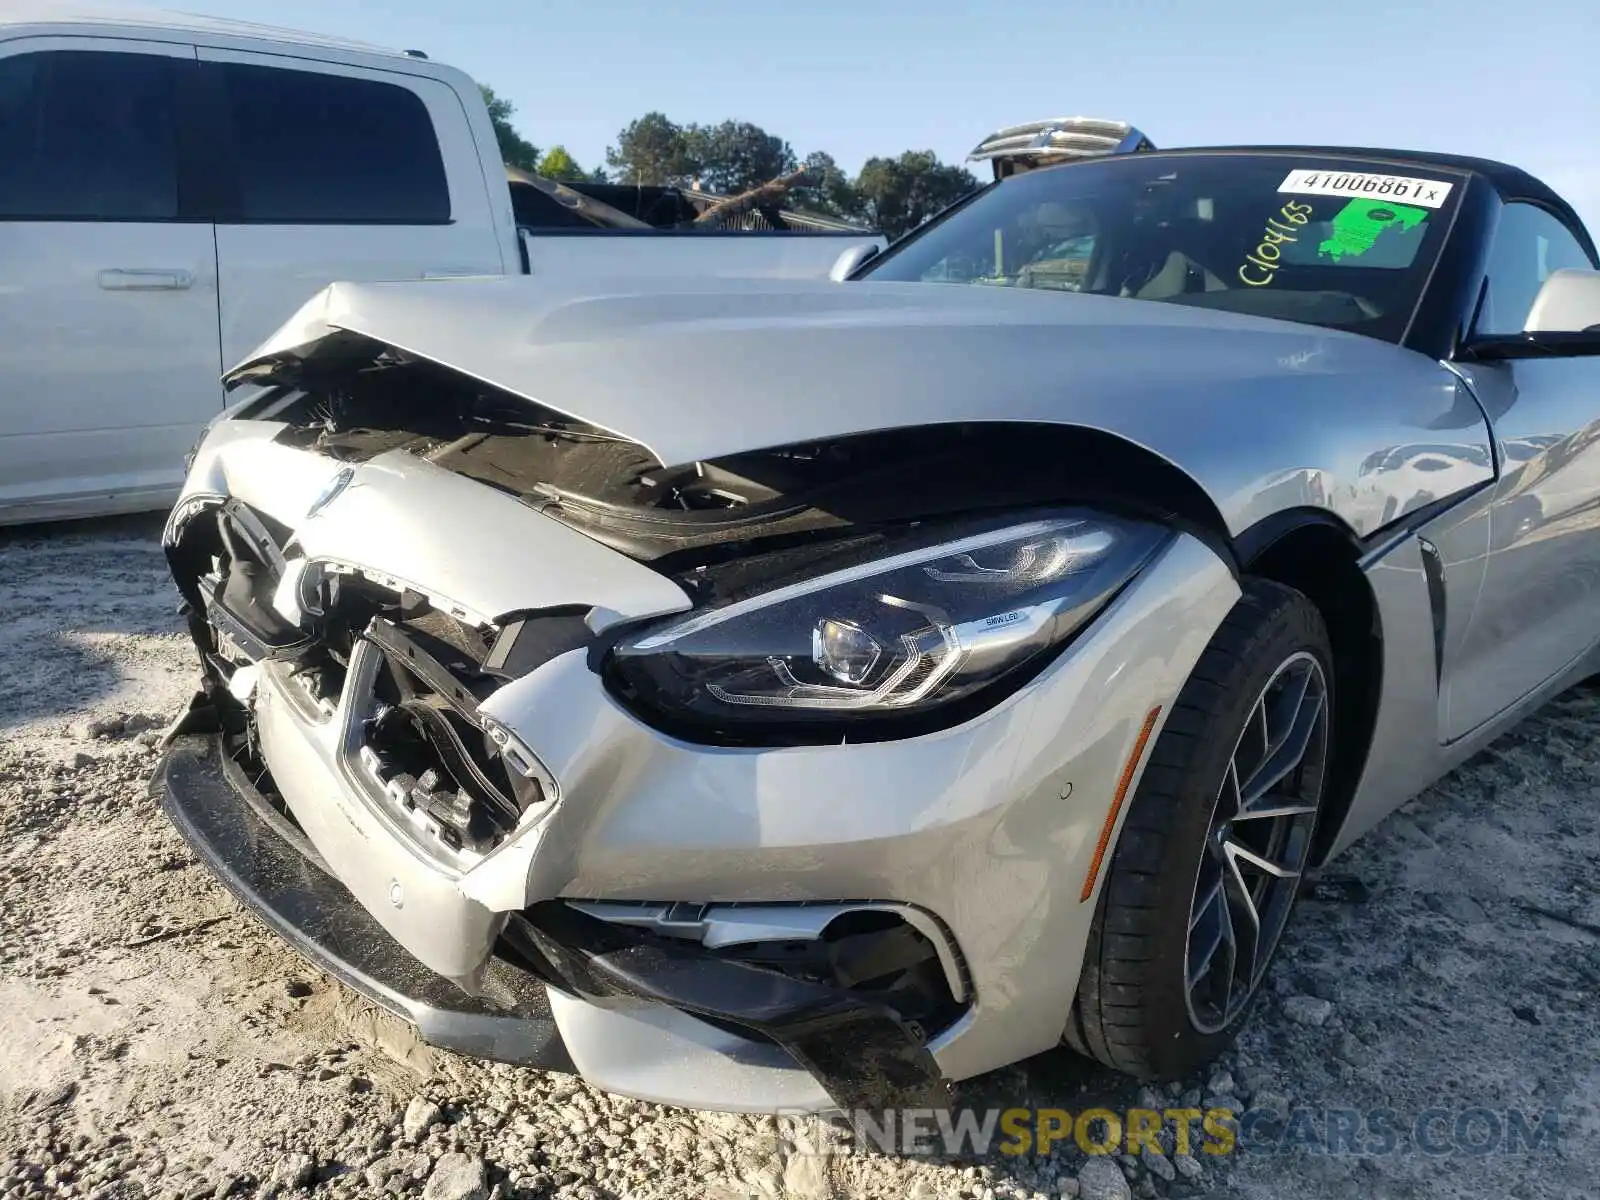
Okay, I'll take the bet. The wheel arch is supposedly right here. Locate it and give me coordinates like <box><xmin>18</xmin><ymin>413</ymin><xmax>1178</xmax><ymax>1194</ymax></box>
<box><xmin>1232</xmin><ymin>508</ymin><xmax>1383</xmax><ymax>869</ymax></box>
<box><xmin>867</xmin><ymin>422</ymin><xmax>1238</xmax><ymax>552</ymax></box>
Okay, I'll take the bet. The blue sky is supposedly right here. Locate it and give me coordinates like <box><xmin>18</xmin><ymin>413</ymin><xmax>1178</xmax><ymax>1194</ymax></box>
<box><xmin>187</xmin><ymin>0</ymin><xmax>1598</xmax><ymax>233</ymax></box>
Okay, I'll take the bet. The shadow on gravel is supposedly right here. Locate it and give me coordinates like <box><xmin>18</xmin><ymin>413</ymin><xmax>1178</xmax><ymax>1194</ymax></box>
<box><xmin>0</xmin><ymin>511</ymin><xmax>169</xmax><ymax>548</ymax></box>
<box><xmin>0</xmin><ymin>511</ymin><xmax>186</xmax><ymax>730</ymax></box>
<box><xmin>960</xmin><ymin>1045</ymin><xmax>1144</xmax><ymax>1118</ymax></box>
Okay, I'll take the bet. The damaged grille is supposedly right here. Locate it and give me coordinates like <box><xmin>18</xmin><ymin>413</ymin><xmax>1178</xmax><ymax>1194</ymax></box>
<box><xmin>168</xmin><ymin>497</ymin><xmax>561</xmax><ymax>864</ymax></box>
<box><xmin>350</xmin><ymin>616</ymin><xmax>553</xmax><ymax>855</ymax></box>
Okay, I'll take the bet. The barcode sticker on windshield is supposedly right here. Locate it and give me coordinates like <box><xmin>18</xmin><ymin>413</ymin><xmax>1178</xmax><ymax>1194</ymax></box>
<box><xmin>1279</xmin><ymin>169</ymin><xmax>1453</xmax><ymax>209</ymax></box>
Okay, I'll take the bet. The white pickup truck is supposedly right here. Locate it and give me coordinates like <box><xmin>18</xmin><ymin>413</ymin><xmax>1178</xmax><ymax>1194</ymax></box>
<box><xmin>0</xmin><ymin>4</ymin><xmax>885</xmax><ymax>525</ymax></box>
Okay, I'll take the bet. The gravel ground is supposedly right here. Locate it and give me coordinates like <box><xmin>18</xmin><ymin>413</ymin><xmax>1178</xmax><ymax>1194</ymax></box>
<box><xmin>2</xmin><ymin>516</ymin><xmax>1597</xmax><ymax>1200</ymax></box>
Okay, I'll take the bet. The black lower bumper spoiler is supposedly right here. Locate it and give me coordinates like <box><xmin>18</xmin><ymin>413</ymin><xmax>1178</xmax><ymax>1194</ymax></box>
<box><xmin>515</xmin><ymin>903</ymin><xmax>950</xmax><ymax>1112</ymax></box>
<box><xmin>153</xmin><ymin>734</ymin><xmax>574</xmax><ymax>1071</ymax></box>
<box><xmin>154</xmin><ymin>730</ymin><xmax>949</xmax><ymax>1111</ymax></box>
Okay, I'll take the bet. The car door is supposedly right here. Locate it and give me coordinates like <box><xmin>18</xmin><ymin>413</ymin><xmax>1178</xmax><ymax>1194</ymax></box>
<box><xmin>1442</xmin><ymin>201</ymin><xmax>1600</xmax><ymax>739</ymax></box>
<box><xmin>195</xmin><ymin>48</ymin><xmax>506</xmax><ymax>370</ymax></box>
<box><xmin>0</xmin><ymin>38</ymin><xmax>222</xmax><ymax>521</ymax></box>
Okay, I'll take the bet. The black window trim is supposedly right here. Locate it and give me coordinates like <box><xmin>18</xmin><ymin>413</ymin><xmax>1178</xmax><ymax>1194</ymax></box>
<box><xmin>1404</xmin><ymin>171</ymin><xmax>1494</xmax><ymax>360</ymax></box>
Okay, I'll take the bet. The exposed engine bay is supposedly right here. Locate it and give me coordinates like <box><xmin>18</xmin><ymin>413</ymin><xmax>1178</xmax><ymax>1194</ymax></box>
<box><xmin>226</xmin><ymin>344</ymin><xmax>1208</xmax><ymax>572</ymax></box>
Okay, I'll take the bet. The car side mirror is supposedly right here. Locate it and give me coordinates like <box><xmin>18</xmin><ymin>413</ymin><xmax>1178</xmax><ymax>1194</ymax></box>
<box><xmin>1461</xmin><ymin>268</ymin><xmax>1600</xmax><ymax>361</ymax></box>
<box><xmin>829</xmin><ymin>243</ymin><xmax>881</xmax><ymax>282</ymax></box>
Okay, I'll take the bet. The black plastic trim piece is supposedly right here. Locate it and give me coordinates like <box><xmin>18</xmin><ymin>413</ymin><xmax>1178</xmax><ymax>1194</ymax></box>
<box><xmin>153</xmin><ymin>733</ymin><xmax>575</xmax><ymax>1071</ymax></box>
<box><xmin>484</xmin><ymin>609</ymin><xmax>595</xmax><ymax>680</ymax></box>
<box><xmin>1398</xmin><ymin>171</ymin><xmax>1487</xmax><ymax>359</ymax></box>
<box><xmin>185</xmin><ymin>58</ymin><xmax>244</xmax><ymax>223</ymax></box>
<box><xmin>174</xmin><ymin>56</ymin><xmax>233</xmax><ymax>223</ymax></box>
<box><xmin>516</xmin><ymin>902</ymin><xmax>950</xmax><ymax>1112</ymax></box>
<box><xmin>1459</xmin><ymin>331</ymin><xmax>1600</xmax><ymax>361</ymax></box>
<box><xmin>365</xmin><ymin>616</ymin><xmax>488</xmax><ymax>720</ymax></box>
<box><xmin>1417</xmin><ymin>536</ymin><xmax>1448</xmax><ymax>685</ymax></box>
<box><xmin>1234</xmin><ymin>507</ymin><xmax>1362</xmax><ymax>569</ymax></box>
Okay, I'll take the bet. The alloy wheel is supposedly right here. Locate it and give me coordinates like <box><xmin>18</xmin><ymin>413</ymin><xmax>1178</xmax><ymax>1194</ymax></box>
<box><xmin>1183</xmin><ymin>651</ymin><xmax>1330</xmax><ymax>1034</ymax></box>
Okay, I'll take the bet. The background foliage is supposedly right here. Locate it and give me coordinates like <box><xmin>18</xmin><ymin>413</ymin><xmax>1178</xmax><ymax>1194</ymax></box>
<box><xmin>485</xmin><ymin>87</ymin><xmax>979</xmax><ymax>237</ymax></box>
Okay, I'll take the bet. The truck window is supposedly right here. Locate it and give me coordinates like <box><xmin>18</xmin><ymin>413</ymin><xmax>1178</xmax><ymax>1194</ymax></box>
<box><xmin>0</xmin><ymin>50</ymin><xmax>179</xmax><ymax>220</ymax></box>
<box><xmin>213</xmin><ymin>62</ymin><xmax>449</xmax><ymax>224</ymax></box>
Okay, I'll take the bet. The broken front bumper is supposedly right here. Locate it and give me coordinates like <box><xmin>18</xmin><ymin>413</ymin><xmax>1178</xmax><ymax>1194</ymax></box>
<box><xmin>154</xmin><ymin>733</ymin><xmax>573</xmax><ymax>1069</ymax></box>
<box><xmin>155</xmin><ymin>732</ymin><xmax>947</xmax><ymax>1111</ymax></box>
<box><xmin>157</xmin><ymin>483</ymin><xmax>1241</xmax><ymax>1111</ymax></box>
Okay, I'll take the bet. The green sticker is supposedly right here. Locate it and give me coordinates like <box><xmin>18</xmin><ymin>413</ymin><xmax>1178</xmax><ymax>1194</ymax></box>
<box><xmin>1317</xmin><ymin>199</ymin><xmax>1428</xmax><ymax>261</ymax></box>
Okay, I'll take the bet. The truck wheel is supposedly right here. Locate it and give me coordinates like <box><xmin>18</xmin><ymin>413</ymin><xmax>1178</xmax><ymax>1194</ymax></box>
<box><xmin>1064</xmin><ymin>579</ymin><xmax>1334</xmax><ymax>1080</ymax></box>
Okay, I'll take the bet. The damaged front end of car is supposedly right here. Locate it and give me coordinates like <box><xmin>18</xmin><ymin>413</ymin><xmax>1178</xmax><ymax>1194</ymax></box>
<box><xmin>151</xmin><ymin>279</ymin><xmax>1239</xmax><ymax>1112</ymax></box>
<box><xmin>154</xmin><ymin>345</ymin><xmax>1035</xmax><ymax>1113</ymax></box>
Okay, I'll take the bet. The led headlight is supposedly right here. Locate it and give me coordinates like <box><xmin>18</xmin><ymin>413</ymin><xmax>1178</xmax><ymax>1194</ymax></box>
<box><xmin>607</xmin><ymin>510</ymin><xmax>1170</xmax><ymax>736</ymax></box>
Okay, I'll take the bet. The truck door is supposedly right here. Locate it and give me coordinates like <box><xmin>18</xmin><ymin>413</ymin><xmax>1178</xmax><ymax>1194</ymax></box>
<box><xmin>195</xmin><ymin>49</ymin><xmax>507</xmax><ymax>370</ymax></box>
<box><xmin>0</xmin><ymin>39</ymin><xmax>222</xmax><ymax>520</ymax></box>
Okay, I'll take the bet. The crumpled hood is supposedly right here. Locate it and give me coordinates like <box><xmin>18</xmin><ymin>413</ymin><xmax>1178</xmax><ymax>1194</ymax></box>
<box><xmin>229</xmin><ymin>275</ymin><xmax>1489</xmax><ymax>536</ymax></box>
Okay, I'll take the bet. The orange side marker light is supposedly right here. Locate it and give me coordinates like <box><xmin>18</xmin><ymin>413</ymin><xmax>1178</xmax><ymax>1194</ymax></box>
<box><xmin>1080</xmin><ymin>705</ymin><xmax>1163</xmax><ymax>903</ymax></box>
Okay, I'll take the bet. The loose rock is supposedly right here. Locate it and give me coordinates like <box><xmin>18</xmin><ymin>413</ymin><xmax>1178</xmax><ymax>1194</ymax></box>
<box><xmin>1139</xmin><ymin>1148</ymin><xmax>1175</xmax><ymax>1183</ymax></box>
<box><xmin>422</xmin><ymin>1153</ymin><xmax>487</xmax><ymax>1200</ymax></box>
<box><xmin>272</xmin><ymin>1153</ymin><xmax>315</xmax><ymax>1190</ymax></box>
<box><xmin>30</xmin><ymin>1080</ymin><xmax>77</xmax><ymax>1109</ymax></box>
<box><xmin>1075</xmin><ymin>1157</ymin><xmax>1132</xmax><ymax>1200</ymax></box>
<box><xmin>1249</xmin><ymin>1091</ymin><xmax>1291</xmax><ymax>1123</ymax></box>
<box><xmin>781</xmin><ymin>1151</ymin><xmax>830</xmax><ymax>1199</ymax></box>
<box><xmin>404</xmin><ymin>1097</ymin><xmax>443</xmax><ymax>1140</ymax></box>
<box><xmin>364</xmin><ymin>1156</ymin><xmax>401</xmax><ymax>1189</ymax></box>
<box><xmin>1281</xmin><ymin>995</ymin><xmax>1334</xmax><ymax>1027</ymax></box>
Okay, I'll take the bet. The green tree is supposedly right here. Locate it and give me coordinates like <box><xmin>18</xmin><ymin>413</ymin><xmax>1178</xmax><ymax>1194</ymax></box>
<box><xmin>854</xmin><ymin>151</ymin><xmax>979</xmax><ymax>238</ymax></box>
<box><xmin>685</xmin><ymin>120</ymin><xmax>797</xmax><ymax>194</ymax></box>
<box><xmin>536</xmin><ymin>145</ymin><xmax>586</xmax><ymax>181</ymax></box>
<box><xmin>792</xmin><ymin>151</ymin><xmax>861</xmax><ymax>219</ymax></box>
<box><xmin>480</xmin><ymin>85</ymin><xmax>539</xmax><ymax>171</ymax></box>
<box><xmin>606</xmin><ymin>112</ymin><xmax>699</xmax><ymax>186</ymax></box>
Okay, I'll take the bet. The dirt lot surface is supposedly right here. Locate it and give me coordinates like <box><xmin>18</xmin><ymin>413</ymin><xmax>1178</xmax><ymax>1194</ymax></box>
<box><xmin>2</xmin><ymin>516</ymin><xmax>1597</xmax><ymax>1200</ymax></box>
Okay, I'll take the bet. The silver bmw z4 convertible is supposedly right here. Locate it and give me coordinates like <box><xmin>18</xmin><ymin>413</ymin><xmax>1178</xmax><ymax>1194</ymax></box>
<box><xmin>156</xmin><ymin>146</ymin><xmax>1600</xmax><ymax>1113</ymax></box>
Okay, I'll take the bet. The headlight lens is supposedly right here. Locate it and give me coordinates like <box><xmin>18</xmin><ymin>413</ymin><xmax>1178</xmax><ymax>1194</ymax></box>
<box><xmin>607</xmin><ymin>510</ymin><xmax>1170</xmax><ymax>737</ymax></box>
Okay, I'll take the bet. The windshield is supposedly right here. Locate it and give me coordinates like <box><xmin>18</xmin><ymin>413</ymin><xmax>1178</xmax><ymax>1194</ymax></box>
<box><xmin>860</xmin><ymin>152</ymin><xmax>1465</xmax><ymax>342</ymax></box>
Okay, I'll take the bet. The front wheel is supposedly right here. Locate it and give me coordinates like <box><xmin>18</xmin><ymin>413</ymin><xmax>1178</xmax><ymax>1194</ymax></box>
<box><xmin>1064</xmin><ymin>579</ymin><xmax>1334</xmax><ymax>1080</ymax></box>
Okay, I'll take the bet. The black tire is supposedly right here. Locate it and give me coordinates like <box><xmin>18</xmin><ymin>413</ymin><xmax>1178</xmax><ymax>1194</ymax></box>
<box><xmin>1062</xmin><ymin>578</ymin><xmax>1334</xmax><ymax>1080</ymax></box>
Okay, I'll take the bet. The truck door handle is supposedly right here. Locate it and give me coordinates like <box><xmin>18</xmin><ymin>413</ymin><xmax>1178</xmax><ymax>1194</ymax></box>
<box><xmin>97</xmin><ymin>268</ymin><xmax>195</xmax><ymax>291</ymax></box>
